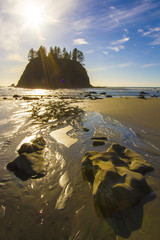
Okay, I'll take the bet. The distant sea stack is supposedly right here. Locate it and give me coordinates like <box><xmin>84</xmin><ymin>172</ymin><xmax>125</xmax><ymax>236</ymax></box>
<box><xmin>17</xmin><ymin>46</ymin><xmax>92</xmax><ymax>89</ymax></box>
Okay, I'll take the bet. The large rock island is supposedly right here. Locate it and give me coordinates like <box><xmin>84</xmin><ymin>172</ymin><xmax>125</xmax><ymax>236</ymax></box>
<box><xmin>17</xmin><ymin>46</ymin><xmax>92</xmax><ymax>89</ymax></box>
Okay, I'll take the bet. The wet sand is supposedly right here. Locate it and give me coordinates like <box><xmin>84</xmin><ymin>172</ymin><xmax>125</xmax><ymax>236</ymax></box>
<box><xmin>0</xmin><ymin>97</ymin><xmax>160</xmax><ymax>240</ymax></box>
<box><xmin>78</xmin><ymin>97</ymin><xmax>160</xmax><ymax>132</ymax></box>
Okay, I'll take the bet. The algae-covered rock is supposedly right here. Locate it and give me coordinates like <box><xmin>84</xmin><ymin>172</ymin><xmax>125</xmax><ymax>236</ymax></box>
<box><xmin>7</xmin><ymin>136</ymin><xmax>47</xmax><ymax>179</ymax></box>
<box><xmin>82</xmin><ymin>143</ymin><xmax>154</xmax><ymax>215</ymax></box>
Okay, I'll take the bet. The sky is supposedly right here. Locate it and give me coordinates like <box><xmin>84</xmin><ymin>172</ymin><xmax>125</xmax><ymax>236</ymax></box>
<box><xmin>0</xmin><ymin>0</ymin><xmax>160</xmax><ymax>87</ymax></box>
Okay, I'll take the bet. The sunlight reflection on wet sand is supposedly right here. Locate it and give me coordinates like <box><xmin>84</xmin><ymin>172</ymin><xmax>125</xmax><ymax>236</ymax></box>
<box><xmin>50</xmin><ymin>125</ymin><xmax>78</xmax><ymax>148</ymax></box>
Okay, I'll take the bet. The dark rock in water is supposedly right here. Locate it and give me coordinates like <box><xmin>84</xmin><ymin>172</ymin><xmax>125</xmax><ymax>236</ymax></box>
<box><xmin>100</xmin><ymin>92</ymin><xmax>106</xmax><ymax>95</ymax></box>
<box><xmin>82</xmin><ymin>127</ymin><xmax>89</xmax><ymax>132</ymax></box>
<box><xmin>140</xmin><ymin>91</ymin><xmax>148</xmax><ymax>95</ymax></box>
<box><xmin>92</xmin><ymin>140</ymin><xmax>105</xmax><ymax>146</ymax></box>
<box><xmin>7</xmin><ymin>136</ymin><xmax>46</xmax><ymax>179</ymax></box>
<box><xmin>89</xmin><ymin>91</ymin><xmax>97</xmax><ymax>94</ymax></box>
<box><xmin>106</xmin><ymin>95</ymin><xmax>112</xmax><ymax>98</ymax></box>
<box><xmin>22</xmin><ymin>96</ymin><xmax>39</xmax><ymax>100</ymax></box>
<box><xmin>151</xmin><ymin>95</ymin><xmax>158</xmax><ymax>98</ymax></box>
<box><xmin>82</xmin><ymin>143</ymin><xmax>154</xmax><ymax>215</ymax></box>
<box><xmin>13</xmin><ymin>94</ymin><xmax>21</xmax><ymax>98</ymax></box>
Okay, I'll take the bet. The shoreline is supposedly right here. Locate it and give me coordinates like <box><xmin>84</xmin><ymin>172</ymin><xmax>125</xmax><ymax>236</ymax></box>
<box><xmin>77</xmin><ymin>97</ymin><xmax>160</xmax><ymax>133</ymax></box>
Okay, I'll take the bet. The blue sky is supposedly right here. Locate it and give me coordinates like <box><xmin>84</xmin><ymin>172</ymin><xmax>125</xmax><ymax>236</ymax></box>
<box><xmin>0</xmin><ymin>0</ymin><xmax>160</xmax><ymax>87</ymax></box>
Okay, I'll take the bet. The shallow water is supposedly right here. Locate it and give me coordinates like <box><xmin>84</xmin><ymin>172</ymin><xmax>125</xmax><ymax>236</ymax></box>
<box><xmin>0</xmin><ymin>95</ymin><xmax>160</xmax><ymax>240</ymax></box>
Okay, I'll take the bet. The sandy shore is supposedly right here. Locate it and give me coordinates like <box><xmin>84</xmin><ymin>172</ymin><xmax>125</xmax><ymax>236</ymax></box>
<box><xmin>78</xmin><ymin>97</ymin><xmax>160</xmax><ymax>132</ymax></box>
<box><xmin>77</xmin><ymin>97</ymin><xmax>160</xmax><ymax>240</ymax></box>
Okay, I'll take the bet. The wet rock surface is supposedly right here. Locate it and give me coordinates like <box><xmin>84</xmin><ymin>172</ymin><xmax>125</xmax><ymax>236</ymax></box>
<box><xmin>82</xmin><ymin>143</ymin><xmax>154</xmax><ymax>215</ymax></box>
<box><xmin>7</xmin><ymin>137</ymin><xmax>47</xmax><ymax>179</ymax></box>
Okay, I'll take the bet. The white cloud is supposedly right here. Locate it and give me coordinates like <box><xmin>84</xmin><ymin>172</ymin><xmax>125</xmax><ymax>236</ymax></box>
<box><xmin>77</xmin><ymin>0</ymin><xmax>160</xmax><ymax>33</ymax></box>
<box><xmin>111</xmin><ymin>37</ymin><xmax>130</xmax><ymax>45</ymax></box>
<box><xmin>72</xmin><ymin>17</ymin><xmax>93</xmax><ymax>31</ymax></box>
<box><xmin>5</xmin><ymin>53</ymin><xmax>26</xmax><ymax>63</ymax></box>
<box><xmin>107</xmin><ymin>46</ymin><xmax>124</xmax><ymax>52</ymax></box>
<box><xmin>117</xmin><ymin>62</ymin><xmax>133</xmax><ymax>68</ymax></box>
<box><xmin>9</xmin><ymin>64</ymin><xmax>25</xmax><ymax>73</ymax></box>
<box><xmin>124</xmin><ymin>28</ymin><xmax>129</xmax><ymax>34</ymax></box>
<box><xmin>110</xmin><ymin>6</ymin><xmax>116</xmax><ymax>10</ymax></box>
<box><xmin>85</xmin><ymin>50</ymin><xmax>94</xmax><ymax>54</ymax></box>
<box><xmin>141</xmin><ymin>63</ymin><xmax>160</xmax><ymax>68</ymax></box>
<box><xmin>138</xmin><ymin>29</ymin><xmax>143</xmax><ymax>33</ymax></box>
<box><xmin>103</xmin><ymin>51</ymin><xmax>108</xmax><ymax>55</ymax></box>
<box><xmin>138</xmin><ymin>26</ymin><xmax>160</xmax><ymax>45</ymax></box>
<box><xmin>73</xmin><ymin>38</ymin><xmax>88</xmax><ymax>45</ymax></box>
<box><xmin>88</xmin><ymin>62</ymin><xmax>133</xmax><ymax>72</ymax></box>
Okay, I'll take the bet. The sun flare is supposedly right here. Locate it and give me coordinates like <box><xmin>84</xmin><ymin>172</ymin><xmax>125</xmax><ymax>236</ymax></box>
<box><xmin>23</xmin><ymin>3</ymin><xmax>43</xmax><ymax>28</ymax></box>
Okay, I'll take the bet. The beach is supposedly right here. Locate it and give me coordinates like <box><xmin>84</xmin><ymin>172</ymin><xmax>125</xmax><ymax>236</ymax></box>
<box><xmin>0</xmin><ymin>87</ymin><xmax>160</xmax><ymax>240</ymax></box>
<box><xmin>78</xmin><ymin>97</ymin><xmax>160</xmax><ymax>132</ymax></box>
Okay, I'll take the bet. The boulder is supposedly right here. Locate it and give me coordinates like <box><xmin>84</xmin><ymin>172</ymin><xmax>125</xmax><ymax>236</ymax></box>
<box><xmin>7</xmin><ymin>136</ymin><xmax>47</xmax><ymax>179</ymax></box>
<box><xmin>82</xmin><ymin>144</ymin><xmax>153</xmax><ymax>215</ymax></box>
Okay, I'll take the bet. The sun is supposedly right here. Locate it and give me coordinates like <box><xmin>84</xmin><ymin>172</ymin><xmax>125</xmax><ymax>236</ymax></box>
<box><xmin>23</xmin><ymin>3</ymin><xmax>43</xmax><ymax>28</ymax></box>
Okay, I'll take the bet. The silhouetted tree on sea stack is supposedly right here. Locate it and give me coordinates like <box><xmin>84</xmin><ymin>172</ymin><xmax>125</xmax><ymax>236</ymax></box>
<box><xmin>28</xmin><ymin>46</ymin><xmax>84</xmax><ymax>64</ymax></box>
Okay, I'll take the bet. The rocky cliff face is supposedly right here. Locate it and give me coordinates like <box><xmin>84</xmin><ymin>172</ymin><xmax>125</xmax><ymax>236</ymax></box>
<box><xmin>17</xmin><ymin>56</ymin><xmax>92</xmax><ymax>89</ymax></box>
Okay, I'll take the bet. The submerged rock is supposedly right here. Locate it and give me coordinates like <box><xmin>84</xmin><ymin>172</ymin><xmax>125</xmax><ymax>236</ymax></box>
<box><xmin>7</xmin><ymin>136</ymin><xmax>47</xmax><ymax>179</ymax></box>
<box><xmin>82</xmin><ymin>143</ymin><xmax>153</xmax><ymax>215</ymax></box>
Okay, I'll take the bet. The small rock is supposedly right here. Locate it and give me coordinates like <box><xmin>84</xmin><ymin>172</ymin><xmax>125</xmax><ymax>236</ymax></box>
<box><xmin>151</xmin><ymin>95</ymin><xmax>158</xmax><ymax>98</ymax></box>
<box><xmin>7</xmin><ymin>136</ymin><xmax>46</xmax><ymax>179</ymax></box>
<box><xmin>140</xmin><ymin>91</ymin><xmax>148</xmax><ymax>95</ymax></box>
<box><xmin>82</xmin><ymin>127</ymin><xmax>89</xmax><ymax>132</ymax></box>
<box><xmin>106</xmin><ymin>95</ymin><xmax>112</xmax><ymax>98</ymax></box>
<box><xmin>13</xmin><ymin>94</ymin><xmax>21</xmax><ymax>98</ymax></box>
<box><xmin>92</xmin><ymin>140</ymin><xmax>105</xmax><ymax>146</ymax></box>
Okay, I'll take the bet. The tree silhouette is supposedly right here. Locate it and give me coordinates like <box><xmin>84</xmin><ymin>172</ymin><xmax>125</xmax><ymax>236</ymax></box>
<box><xmin>28</xmin><ymin>48</ymin><xmax>37</xmax><ymax>61</ymax></box>
<box><xmin>28</xmin><ymin>46</ymin><xmax>85</xmax><ymax>64</ymax></box>
<box><xmin>37</xmin><ymin>46</ymin><xmax>47</xmax><ymax>58</ymax></box>
<box><xmin>77</xmin><ymin>50</ymin><xmax>84</xmax><ymax>64</ymax></box>
<box><xmin>72</xmin><ymin>48</ymin><xmax>84</xmax><ymax>64</ymax></box>
<box><xmin>72</xmin><ymin>48</ymin><xmax>78</xmax><ymax>61</ymax></box>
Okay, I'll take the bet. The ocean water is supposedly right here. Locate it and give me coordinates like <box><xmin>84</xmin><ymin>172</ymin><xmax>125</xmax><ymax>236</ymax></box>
<box><xmin>0</xmin><ymin>86</ymin><xmax>160</xmax><ymax>99</ymax></box>
<box><xmin>0</xmin><ymin>86</ymin><xmax>160</xmax><ymax>240</ymax></box>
